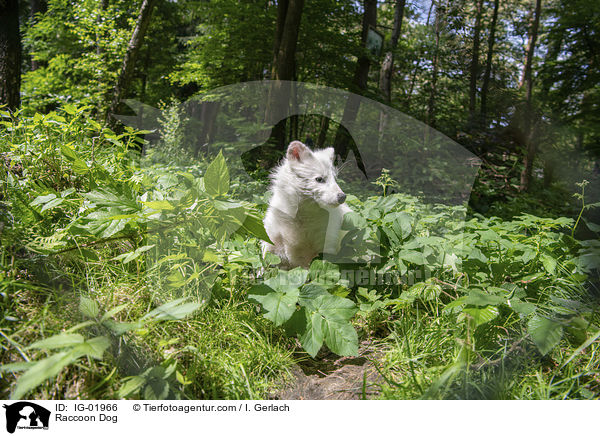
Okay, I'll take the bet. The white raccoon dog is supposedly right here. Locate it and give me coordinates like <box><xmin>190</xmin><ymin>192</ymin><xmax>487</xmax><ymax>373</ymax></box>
<box><xmin>263</xmin><ymin>140</ymin><xmax>351</xmax><ymax>269</ymax></box>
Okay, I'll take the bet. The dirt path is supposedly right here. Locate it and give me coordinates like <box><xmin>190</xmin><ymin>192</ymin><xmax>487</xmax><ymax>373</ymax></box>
<box><xmin>274</xmin><ymin>341</ymin><xmax>384</xmax><ymax>400</ymax></box>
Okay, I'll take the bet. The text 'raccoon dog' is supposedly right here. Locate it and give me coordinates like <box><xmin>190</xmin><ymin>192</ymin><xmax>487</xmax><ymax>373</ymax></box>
<box><xmin>263</xmin><ymin>140</ymin><xmax>351</xmax><ymax>269</ymax></box>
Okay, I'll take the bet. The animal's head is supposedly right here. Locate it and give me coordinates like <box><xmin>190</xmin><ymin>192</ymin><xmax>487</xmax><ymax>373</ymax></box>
<box><xmin>286</xmin><ymin>141</ymin><xmax>346</xmax><ymax>208</ymax></box>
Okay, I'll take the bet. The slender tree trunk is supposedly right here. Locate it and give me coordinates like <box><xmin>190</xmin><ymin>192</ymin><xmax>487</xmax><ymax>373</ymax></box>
<box><xmin>316</xmin><ymin>114</ymin><xmax>330</xmax><ymax>147</ymax></box>
<box><xmin>379</xmin><ymin>0</ymin><xmax>406</xmax><ymax>104</ymax></box>
<box><xmin>519</xmin><ymin>0</ymin><xmax>542</xmax><ymax>192</ymax></box>
<box><xmin>427</xmin><ymin>0</ymin><xmax>443</xmax><ymax>128</ymax></box>
<box><xmin>468</xmin><ymin>0</ymin><xmax>484</xmax><ymax>127</ymax></box>
<box><xmin>0</xmin><ymin>0</ymin><xmax>22</xmax><ymax>112</ymax></box>
<box><xmin>332</xmin><ymin>0</ymin><xmax>376</xmax><ymax>175</ymax></box>
<box><xmin>30</xmin><ymin>0</ymin><xmax>47</xmax><ymax>71</ymax></box>
<box><xmin>480</xmin><ymin>0</ymin><xmax>499</xmax><ymax>126</ymax></box>
<box><xmin>406</xmin><ymin>0</ymin><xmax>434</xmax><ymax>108</ymax></box>
<box><xmin>265</xmin><ymin>0</ymin><xmax>305</xmax><ymax>149</ymax></box>
<box><xmin>108</xmin><ymin>0</ymin><xmax>157</xmax><ymax>124</ymax></box>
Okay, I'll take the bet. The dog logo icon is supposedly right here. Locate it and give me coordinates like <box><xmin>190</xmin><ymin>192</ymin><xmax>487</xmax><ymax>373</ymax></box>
<box><xmin>2</xmin><ymin>402</ymin><xmax>50</xmax><ymax>433</ymax></box>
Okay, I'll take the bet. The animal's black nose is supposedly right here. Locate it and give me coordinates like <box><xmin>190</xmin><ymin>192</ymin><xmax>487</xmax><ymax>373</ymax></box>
<box><xmin>337</xmin><ymin>193</ymin><xmax>347</xmax><ymax>204</ymax></box>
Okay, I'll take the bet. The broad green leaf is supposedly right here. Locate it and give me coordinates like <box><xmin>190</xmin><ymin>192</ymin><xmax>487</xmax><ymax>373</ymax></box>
<box><xmin>263</xmin><ymin>268</ymin><xmax>308</xmax><ymax>294</ymax></box>
<box><xmin>240</xmin><ymin>212</ymin><xmax>272</xmax><ymax>243</ymax></box>
<box><xmin>27</xmin><ymin>333</ymin><xmax>85</xmax><ymax>350</ymax></box>
<box><xmin>298</xmin><ymin>283</ymin><xmax>330</xmax><ymax>307</ymax></box>
<box><xmin>103</xmin><ymin>320</ymin><xmax>143</xmax><ymax>335</ymax></box>
<box><xmin>307</xmin><ymin>293</ymin><xmax>357</xmax><ymax>322</ymax></box>
<box><xmin>300</xmin><ymin>312</ymin><xmax>325</xmax><ymax>357</ymax></box>
<box><xmin>308</xmin><ymin>260</ymin><xmax>340</xmax><ymax>285</ymax></box>
<box><xmin>509</xmin><ymin>299</ymin><xmax>536</xmax><ymax>315</ymax></box>
<box><xmin>402</xmin><ymin>280</ymin><xmax>442</xmax><ymax>302</ymax></box>
<box><xmin>323</xmin><ymin>319</ymin><xmax>358</xmax><ymax>356</ymax></box>
<box><xmin>0</xmin><ymin>362</ymin><xmax>35</xmax><ymax>373</ymax></box>
<box><xmin>118</xmin><ymin>375</ymin><xmax>146</xmax><ymax>397</ymax></box>
<box><xmin>30</xmin><ymin>193</ymin><xmax>56</xmax><ymax>207</ymax></box>
<box><xmin>142</xmin><ymin>298</ymin><xmax>201</xmax><ymax>321</ymax></box>
<box><xmin>70</xmin><ymin>336</ymin><xmax>111</xmax><ymax>360</ymax></box>
<box><xmin>528</xmin><ymin>315</ymin><xmax>564</xmax><ymax>355</ymax></box>
<box><xmin>398</xmin><ymin>250</ymin><xmax>426</xmax><ymax>265</ymax></box>
<box><xmin>465</xmin><ymin>289</ymin><xmax>505</xmax><ymax>306</ymax></box>
<box><xmin>248</xmin><ymin>284</ymin><xmax>299</xmax><ymax>326</ymax></box>
<box><xmin>61</xmin><ymin>144</ymin><xmax>89</xmax><ymax>174</ymax></box>
<box><xmin>462</xmin><ymin>305</ymin><xmax>499</xmax><ymax>327</ymax></box>
<box><xmin>540</xmin><ymin>254</ymin><xmax>557</xmax><ymax>275</ymax></box>
<box><xmin>11</xmin><ymin>351</ymin><xmax>78</xmax><ymax>399</ymax></box>
<box><xmin>79</xmin><ymin>296</ymin><xmax>100</xmax><ymax>318</ymax></box>
<box><xmin>204</xmin><ymin>151</ymin><xmax>229</xmax><ymax>196</ymax></box>
<box><xmin>40</xmin><ymin>197</ymin><xmax>64</xmax><ymax>212</ymax></box>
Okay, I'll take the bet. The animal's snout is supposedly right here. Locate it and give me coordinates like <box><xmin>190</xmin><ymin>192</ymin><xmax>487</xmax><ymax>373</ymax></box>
<box><xmin>337</xmin><ymin>193</ymin><xmax>347</xmax><ymax>204</ymax></box>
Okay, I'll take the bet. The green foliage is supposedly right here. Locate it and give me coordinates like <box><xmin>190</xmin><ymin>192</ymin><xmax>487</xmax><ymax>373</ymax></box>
<box><xmin>1</xmin><ymin>108</ymin><xmax>599</xmax><ymax>400</ymax></box>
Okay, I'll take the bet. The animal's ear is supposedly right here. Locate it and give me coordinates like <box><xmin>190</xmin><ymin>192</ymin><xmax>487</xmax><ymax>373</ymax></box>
<box><xmin>287</xmin><ymin>141</ymin><xmax>311</xmax><ymax>162</ymax></box>
<box><xmin>324</xmin><ymin>147</ymin><xmax>335</xmax><ymax>163</ymax></box>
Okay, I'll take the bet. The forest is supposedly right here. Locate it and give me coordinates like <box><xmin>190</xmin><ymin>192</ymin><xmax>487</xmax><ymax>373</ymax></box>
<box><xmin>0</xmin><ymin>0</ymin><xmax>599</xmax><ymax>400</ymax></box>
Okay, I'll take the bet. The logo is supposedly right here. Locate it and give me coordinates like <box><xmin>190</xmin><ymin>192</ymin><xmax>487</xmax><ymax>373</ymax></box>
<box><xmin>2</xmin><ymin>402</ymin><xmax>50</xmax><ymax>434</ymax></box>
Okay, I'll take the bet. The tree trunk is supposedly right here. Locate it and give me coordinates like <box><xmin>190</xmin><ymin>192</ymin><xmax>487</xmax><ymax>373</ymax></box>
<box><xmin>427</xmin><ymin>0</ymin><xmax>443</xmax><ymax>128</ymax></box>
<box><xmin>406</xmin><ymin>0</ymin><xmax>434</xmax><ymax>108</ymax></box>
<box><xmin>0</xmin><ymin>0</ymin><xmax>22</xmax><ymax>112</ymax></box>
<box><xmin>519</xmin><ymin>0</ymin><xmax>542</xmax><ymax>192</ymax></box>
<box><xmin>265</xmin><ymin>0</ymin><xmax>305</xmax><ymax>149</ymax></box>
<box><xmin>379</xmin><ymin>0</ymin><xmax>406</xmax><ymax>104</ymax></box>
<box><xmin>30</xmin><ymin>0</ymin><xmax>47</xmax><ymax>71</ymax></box>
<box><xmin>480</xmin><ymin>0</ymin><xmax>499</xmax><ymax>126</ymax></box>
<box><xmin>332</xmin><ymin>0</ymin><xmax>376</xmax><ymax>175</ymax></box>
<box><xmin>316</xmin><ymin>115</ymin><xmax>330</xmax><ymax>147</ymax></box>
<box><xmin>108</xmin><ymin>0</ymin><xmax>157</xmax><ymax>124</ymax></box>
<box><xmin>468</xmin><ymin>0</ymin><xmax>484</xmax><ymax>128</ymax></box>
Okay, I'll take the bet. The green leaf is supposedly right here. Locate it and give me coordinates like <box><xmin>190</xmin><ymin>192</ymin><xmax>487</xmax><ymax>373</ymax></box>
<box><xmin>61</xmin><ymin>144</ymin><xmax>89</xmax><ymax>174</ymax></box>
<box><xmin>465</xmin><ymin>289</ymin><xmax>505</xmax><ymax>306</ymax></box>
<box><xmin>402</xmin><ymin>280</ymin><xmax>442</xmax><ymax>303</ymax></box>
<box><xmin>509</xmin><ymin>299</ymin><xmax>537</xmax><ymax>315</ymax></box>
<box><xmin>27</xmin><ymin>333</ymin><xmax>85</xmax><ymax>350</ymax></box>
<box><xmin>40</xmin><ymin>197</ymin><xmax>64</xmax><ymax>212</ymax></box>
<box><xmin>142</xmin><ymin>200</ymin><xmax>174</xmax><ymax>210</ymax></box>
<box><xmin>118</xmin><ymin>375</ymin><xmax>146</xmax><ymax>397</ymax></box>
<box><xmin>302</xmin><ymin>293</ymin><xmax>358</xmax><ymax>357</ymax></box>
<box><xmin>528</xmin><ymin>315</ymin><xmax>564</xmax><ymax>355</ymax></box>
<box><xmin>103</xmin><ymin>320</ymin><xmax>143</xmax><ymax>335</ymax></box>
<box><xmin>11</xmin><ymin>351</ymin><xmax>78</xmax><ymax>399</ymax></box>
<box><xmin>30</xmin><ymin>193</ymin><xmax>56</xmax><ymax>207</ymax></box>
<box><xmin>263</xmin><ymin>268</ymin><xmax>308</xmax><ymax>294</ymax></box>
<box><xmin>101</xmin><ymin>303</ymin><xmax>129</xmax><ymax>321</ymax></box>
<box><xmin>462</xmin><ymin>305</ymin><xmax>499</xmax><ymax>327</ymax></box>
<box><xmin>398</xmin><ymin>250</ymin><xmax>426</xmax><ymax>265</ymax></box>
<box><xmin>248</xmin><ymin>284</ymin><xmax>299</xmax><ymax>326</ymax></box>
<box><xmin>71</xmin><ymin>336</ymin><xmax>111</xmax><ymax>360</ymax></box>
<box><xmin>308</xmin><ymin>260</ymin><xmax>340</xmax><ymax>286</ymax></box>
<box><xmin>298</xmin><ymin>283</ymin><xmax>330</xmax><ymax>307</ymax></box>
<box><xmin>300</xmin><ymin>311</ymin><xmax>325</xmax><ymax>357</ymax></box>
<box><xmin>142</xmin><ymin>298</ymin><xmax>201</xmax><ymax>321</ymax></box>
<box><xmin>306</xmin><ymin>293</ymin><xmax>357</xmax><ymax>321</ymax></box>
<box><xmin>240</xmin><ymin>211</ymin><xmax>272</xmax><ymax>243</ymax></box>
<box><xmin>540</xmin><ymin>254</ymin><xmax>557</xmax><ymax>275</ymax></box>
<box><xmin>323</xmin><ymin>319</ymin><xmax>358</xmax><ymax>357</ymax></box>
<box><xmin>0</xmin><ymin>362</ymin><xmax>35</xmax><ymax>373</ymax></box>
<box><xmin>204</xmin><ymin>151</ymin><xmax>229</xmax><ymax>196</ymax></box>
<box><xmin>79</xmin><ymin>296</ymin><xmax>100</xmax><ymax>318</ymax></box>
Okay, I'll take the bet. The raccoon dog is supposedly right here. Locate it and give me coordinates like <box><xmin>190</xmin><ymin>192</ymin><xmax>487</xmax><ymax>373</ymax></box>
<box><xmin>263</xmin><ymin>141</ymin><xmax>350</xmax><ymax>268</ymax></box>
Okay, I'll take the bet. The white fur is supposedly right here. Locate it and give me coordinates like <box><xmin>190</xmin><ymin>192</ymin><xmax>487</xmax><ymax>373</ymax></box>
<box><xmin>263</xmin><ymin>141</ymin><xmax>351</xmax><ymax>269</ymax></box>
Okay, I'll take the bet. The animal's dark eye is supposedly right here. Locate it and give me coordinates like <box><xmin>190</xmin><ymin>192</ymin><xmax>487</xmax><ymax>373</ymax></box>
<box><xmin>315</xmin><ymin>177</ymin><xmax>325</xmax><ymax>183</ymax></box>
